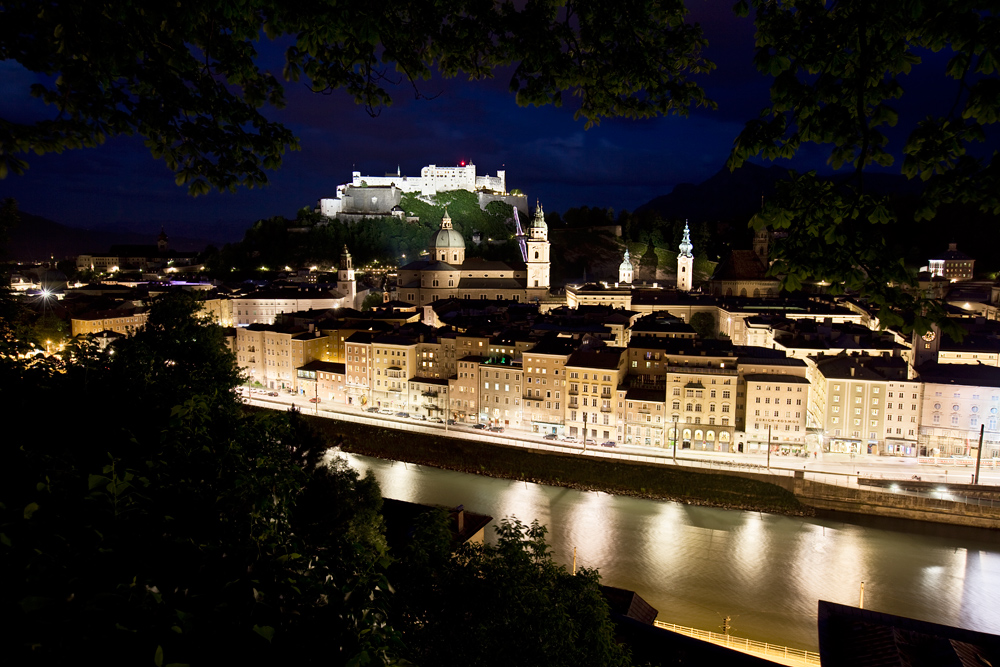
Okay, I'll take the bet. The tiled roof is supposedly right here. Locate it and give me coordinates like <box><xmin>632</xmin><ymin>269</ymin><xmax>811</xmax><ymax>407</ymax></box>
<box><xmin>710</xmin><ymin>250</ymin><xmax>773</xmax><ymax>281</ymax></box>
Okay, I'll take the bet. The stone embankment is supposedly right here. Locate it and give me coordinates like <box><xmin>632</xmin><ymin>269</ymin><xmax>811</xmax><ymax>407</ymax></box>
<box><xmin>301</xmin><ymin>412</ymin><xmax>1000</xmax><ymax>528</ymax></box>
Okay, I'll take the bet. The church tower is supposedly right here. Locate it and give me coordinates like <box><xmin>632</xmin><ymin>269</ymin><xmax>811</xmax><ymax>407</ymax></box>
<box><xmin>526</xmin><ymin>201</ymin><xmax>550</xmax><ymax>291</ymax></box>
<box><xmin>157</xmin><ymin>226</ymin><xmax>169</xmax><ymax>252</ymax></box>
<box><xmin>677</xmin><ymin>220</ymin><xmax>694</xmax><ymax>292</ymax></box>
<box><xmin>337</xmin><ymin>245</ymin><xmax>357</xmax><ymax>307</ymax></box>
<box><xmin>619</xmin><ymin>248</ymin><xmax>634</xmax><ymax>284</ymax></box>
<box><xmin>753</xmin><ymin>227</ymin><xmax>770</xmax><ymax>265</ymax></box>
<box><xmin>910</xmin><ymin>323</ymin><xmax>941</xmax><ymax>378</ymax></box>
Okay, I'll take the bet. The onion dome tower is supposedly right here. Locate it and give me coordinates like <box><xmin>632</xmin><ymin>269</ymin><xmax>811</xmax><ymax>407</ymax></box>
<box><xmin>619</xmin><ymin>248</ymin><xmax>634</xmax><ymax>284</ymax></box>
<box><xmin>526</xmin><ymin>201</ymin><xmax>550</xmax><ymax>290</ymax></box>
<box><xmin>677</xmin><ymin>220</ymin><xmax>694</xmax><ymax>292</ymax></box>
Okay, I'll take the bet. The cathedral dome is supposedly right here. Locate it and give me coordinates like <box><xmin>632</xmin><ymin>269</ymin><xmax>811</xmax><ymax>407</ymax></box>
<box><xmin>429</xmin><ymin>209</ymin><xmax>466</xmax><ymax>251</ymax></box>
<box><xmin>429</xmin><ymin>227</ymin><xmax>466</xmax><ymax>249</ymax></box>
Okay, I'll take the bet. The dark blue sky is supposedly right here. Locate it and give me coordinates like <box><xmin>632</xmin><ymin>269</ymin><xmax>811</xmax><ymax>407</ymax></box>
<box><xmin>0</xmin><ymin>4</ymin><xmax>984</xmax><ymax>244</ymax></box>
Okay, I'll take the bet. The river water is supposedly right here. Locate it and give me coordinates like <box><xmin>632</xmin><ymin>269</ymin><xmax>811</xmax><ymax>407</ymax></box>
<box><xmin>342</xmin><ymin>452</ymin><xmax>1000</xmax><ymax>651</ymax></box>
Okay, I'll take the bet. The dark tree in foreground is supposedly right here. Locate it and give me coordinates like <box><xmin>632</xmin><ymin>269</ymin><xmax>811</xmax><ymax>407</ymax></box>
<box><xmin>0</xmin><ymin>0</ymin><xmax>712</xmax><ymax>192</ymax></box>
<box><xmin>729</xmin><ymin>0</ymin><xmax>999</xmax><ymax>334</ymax></box>
<box><xmin>391</xmin><ymin>513</ymin><xmax>629</xmax><ymax>667</ymax></box>
<box><xmin>1</xmin><ymin>293</ymin><xmax>395</xmax><ymax>666</ymax></box>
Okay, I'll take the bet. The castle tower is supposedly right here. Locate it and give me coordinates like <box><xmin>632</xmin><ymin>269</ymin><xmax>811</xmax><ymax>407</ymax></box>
<box><xmin>337</xmin><ymin>245</ymin><xmax>357</xmax><ymax>307</ymax></box>
<box><xmin>619</xmin><ymin>248</ymin><xmax>634</xmax><ymax>284</ymax></box>
<box><xmin>428</xmin><ymin>208</ymin><xmax>466</xmax><ymax>265</ymax></box>
<box><xmin>677</xmin><ymin>220</ymin><xmax>694</xmax><ymax>292</ymax></box>
<box><xmin>753</xmin><ymin>227</ymin><xmax>770</xmax><ymax>265</ymax></box>
<box><xmin>526</xmin><ymin>201</ymin><xmax>550</xmax><ymax>290</ymax></box>
<box><xmin>157</xmin><ymin>226</ymin><xmax>168</xmax><ymax>252</ymax></box>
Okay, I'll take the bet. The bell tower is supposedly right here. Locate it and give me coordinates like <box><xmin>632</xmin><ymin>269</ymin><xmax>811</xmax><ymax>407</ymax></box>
<box><xmin>338</xmin><ymin>245</ymin><xmax>357</xmax><ymax>307</ymax></box>
<box><xmin>619</xmin><ymin>249</ymin><xmax>633</xmax><ymax>284</ymax></box>
<box><xmin>753</xmin><ymin>227</ymin><xmax>770</xmax><ymax>265</ymax></box>
<box><xmin>677</xmin><ymin>220</ymin><xmax>694</xmax><ymax>292</ymax></box>
<box><xmin>526</xmin><ymin>201</ymin><xmax>550</xmax><ymax>291</ymax></box>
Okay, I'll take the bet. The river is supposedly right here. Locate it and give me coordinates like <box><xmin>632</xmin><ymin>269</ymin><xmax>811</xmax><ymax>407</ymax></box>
<box><xmin>342</xmin><ymin>452</ymin><xmax>1000</xmax><ymax>651</ymax></box>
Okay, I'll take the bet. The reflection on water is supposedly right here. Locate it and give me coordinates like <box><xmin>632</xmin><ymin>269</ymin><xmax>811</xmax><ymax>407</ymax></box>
<box><xmin>344</xmin><ymin>453</ymin><xmax>1000</xmax><ymax>651</ymax></box>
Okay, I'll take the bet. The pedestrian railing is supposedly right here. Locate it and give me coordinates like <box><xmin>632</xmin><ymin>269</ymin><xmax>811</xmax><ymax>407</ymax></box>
<box><xmin>652</xmin><ymin>621</ymin><xmax>821</xmax><ymax>667</ymax></box>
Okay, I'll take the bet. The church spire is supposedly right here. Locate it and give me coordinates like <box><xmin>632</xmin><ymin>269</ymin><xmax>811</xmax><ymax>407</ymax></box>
<box><xmin>679</xmin><ymin>220</ymin><xmax>693</xmax><ymax>258</ymax></box>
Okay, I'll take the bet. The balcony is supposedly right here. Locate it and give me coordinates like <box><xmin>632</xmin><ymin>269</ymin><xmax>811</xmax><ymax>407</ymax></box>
<box><xmin>601</xmin><ymin>405</ymin><xmax>613</xmax><ymax>413</ymax></box>
<box><xmin>568</xmin><ymin>387</ymin><xmax>579</xmax><ymax>396</ymax></box>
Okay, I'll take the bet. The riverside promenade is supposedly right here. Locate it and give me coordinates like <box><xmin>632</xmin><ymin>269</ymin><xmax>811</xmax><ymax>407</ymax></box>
<box><xmin>247</xmin><ymin>391</ymin><xmax>1000</xmax><ymax>528</ymax></box>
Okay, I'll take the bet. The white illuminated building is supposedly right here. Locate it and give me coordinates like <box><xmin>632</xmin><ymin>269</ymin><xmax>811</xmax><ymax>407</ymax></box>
<box><xmin>317</xmin><ymin>163</ymin><xmax>506</xmax><ymax>217</ymax></box>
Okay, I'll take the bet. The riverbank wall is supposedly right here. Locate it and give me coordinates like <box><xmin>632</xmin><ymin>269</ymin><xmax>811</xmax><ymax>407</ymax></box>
<box><xmin>694</xmin><ymin>469</ymin><xmax>1000</xmax><ymax>530</ymax></box>
<box><xmin>300</xmin><ymin>414</ymin><xmax>806</xmax><ymax>514</ymax></box>
<box><xmin>292</xmin><ymin>409</ymin><xmax>1000</xmax><ymax>528</ymax></box>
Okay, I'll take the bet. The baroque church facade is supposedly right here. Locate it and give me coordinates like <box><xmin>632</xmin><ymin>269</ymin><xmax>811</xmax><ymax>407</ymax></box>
<box><xmin>388</xmin><ymin>205</ymin><xmax>551</xmax><ymax>305</ymax></box>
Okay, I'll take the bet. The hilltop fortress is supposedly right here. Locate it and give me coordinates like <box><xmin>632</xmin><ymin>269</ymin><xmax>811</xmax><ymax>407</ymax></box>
<box><xmin>317</xmin><ymin>163</ymin><xmax>526</xmax><ymax>220</ymax></box>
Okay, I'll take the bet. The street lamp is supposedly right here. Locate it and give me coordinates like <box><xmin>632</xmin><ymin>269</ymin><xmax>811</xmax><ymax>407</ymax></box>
<box><xmin>672</xmin><ymin>414</ymin><xmax>678</xmax><ymax>462</ymax></box>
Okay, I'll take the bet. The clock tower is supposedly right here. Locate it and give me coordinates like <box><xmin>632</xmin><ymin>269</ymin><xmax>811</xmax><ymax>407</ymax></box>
<box><xmin>526</xmin><ymin>201</ymin><xmax>550</xmax><ymax>293</ymax></box>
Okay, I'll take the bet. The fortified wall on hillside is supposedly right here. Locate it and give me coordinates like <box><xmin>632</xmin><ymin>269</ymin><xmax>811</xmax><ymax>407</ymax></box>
<box><xmin>317</xmin><ymin>163</ymin><xmax>517</xmax><ymax>220</ymax></box>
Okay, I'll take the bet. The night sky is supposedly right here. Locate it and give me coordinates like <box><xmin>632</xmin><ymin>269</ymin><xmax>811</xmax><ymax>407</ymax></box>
<box><xmin>0</xmin><ymin>4</ymin><xmax>987</xmax><ymax>244</ymax></box>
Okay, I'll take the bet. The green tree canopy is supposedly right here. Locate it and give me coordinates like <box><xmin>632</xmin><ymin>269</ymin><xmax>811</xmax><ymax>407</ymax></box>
<box><xmin>688</xmin><ymin>311</ymin><xmax>716</xmax><ymax>339</ymax></box>
<box><xmin>0</xmin><ymin>0</ymin><xmax>712</xmax><ymax>192</ymax></box>
<box><xmin>391</xmin><ymin>514</ymin><xmax>629</xmax><ymax>667</ymax></box>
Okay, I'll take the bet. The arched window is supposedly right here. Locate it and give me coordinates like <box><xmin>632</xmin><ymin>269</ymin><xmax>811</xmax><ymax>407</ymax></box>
<box><xmin>534</xmin><ymin>251</ymin><xmax>539</xmax><ymax>259</ymax></box>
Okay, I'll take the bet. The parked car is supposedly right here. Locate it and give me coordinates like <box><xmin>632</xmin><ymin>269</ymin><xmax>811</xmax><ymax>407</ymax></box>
<box><xmin>585</xmin><ymin>438</ymin><xmax>597</xmax><ymax>445</ymax></box>
<box><xmin>488</xmin><ymin>426</ymin><xmax>505</xmax><ymax>433</ymax></box>
<box><xmin>412</xmin><ymin>414</ymin><xmax>427</xmax><ymax>421</ymax></box>
<box><xmin>268</xmin><ymin>391</ymin><xmax>279</xmax><ymax>396</ymax></box>
<box><xmin>378</xmin><ymin>408</ymin><xmax>394</xmax><ymax>415</ymax></box>
<box><xmin>543</xmin><ymin>433</ymin><xmax>559</xmax><ymax>440</ymax></box>
<box><xmin>472</xmin><ymin>423</ymin><xmax>486</xmax><ymax>430</ymax></box>
<box><xmin>601</xmin><ymin>441</ymin><xmax>617</xmax><ymax>448</ymax></box>
<box><xmin>395</xmin><ymin>411</ymin><xmax>410</xmax><ymax>418</ymax></box>
<box><xmin>308</xmin><ymin>397</ymin><xmax>321</xmax><ymax>403</ymax></box>
<box><xmin>429</xmin><ymin>417</ymin><xmax>444</xmax><ymax>423</ymax></box>
<box><xmin>447</xmin><ymin>419</ymin><xmax>456</xmax><ymax>426</ymax></box>
<box><xmin>561</xmin><ymin>435</ymin><xmax>578</xmax><ymax>442</ymax></box>
<box><xmin>366</xmin><ymin>407</ymin><xmax>379</xmax><ymax>413</ymax></box>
